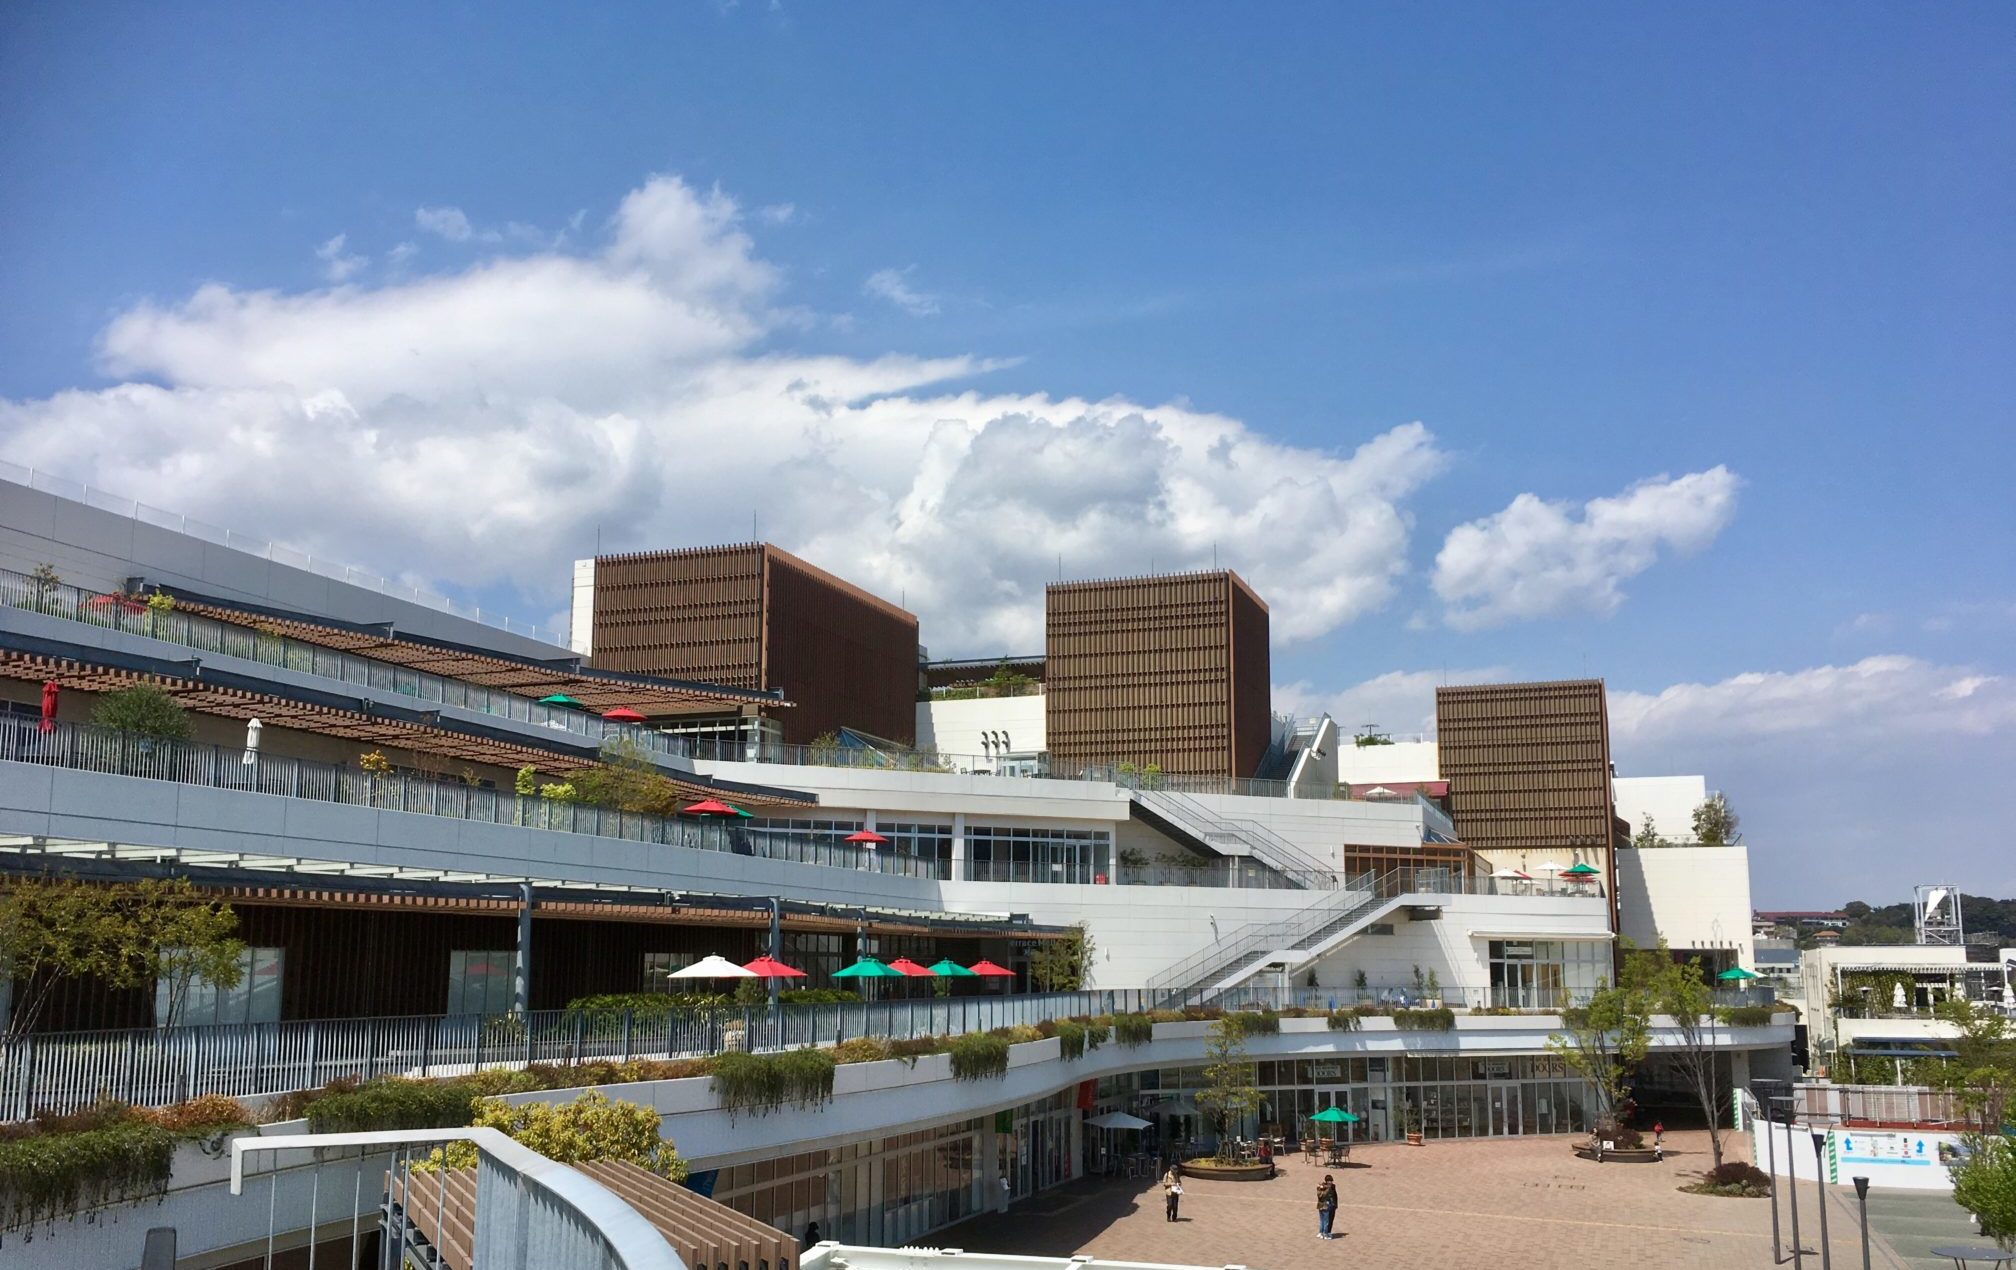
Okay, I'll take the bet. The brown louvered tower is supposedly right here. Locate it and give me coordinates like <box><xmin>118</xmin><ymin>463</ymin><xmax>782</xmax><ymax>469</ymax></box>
<box><xmin>1045</xmin><ymin>570</ymin><xmax>1270</xmax><ymax>779</ymax></box>
<box><xmin>1435</xmin><ymin>678</ymin><xmax>1621</xmax><ymax>926</ymax></box>
<box><xmin>584</xmin><ymin>543</ymin><xmax>919</xmax><ymax>745</ymax></box>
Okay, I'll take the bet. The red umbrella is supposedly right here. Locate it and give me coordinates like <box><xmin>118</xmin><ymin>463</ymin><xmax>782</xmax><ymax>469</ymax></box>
<box><xmin>843</xmin><ymin>830</ymin><xmax>890</xmax><ymax>846</ymax></box>
<box><xmin>742</xmin><ymin>955</ymin><xmax>807</xmax><ymax>979</ymax></box>
<box><xmin>602</xmin><ymin>707</ymin><xmax>647</xmax><ymax>723</ymax></box>
<box><xmin>83</xmin><ymin>593</ymin><xmax>147</xmax><ymax>614</ymax></box>
<box><xmin>967</xmin><ymin>960</ymin><xmax>1016</xmax><ymax>977</ymax></box>
<box><xmin>39</xmin><ymin>680</ymin><xmax>58</xmax><ymax>733</ymax></box>
<box><xmin>682</xmin><ymin>798</ymin><xmax>737</xmax><ymax>816</ymax></box>
<box><xmin>886</xmin><ymin>958</ymin><xmax>933</xmax><ymax>977</ymax></box>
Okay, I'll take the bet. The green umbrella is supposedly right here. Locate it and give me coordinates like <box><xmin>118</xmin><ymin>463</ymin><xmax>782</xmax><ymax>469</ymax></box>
<box><xmin>927</xmin><ymin>958</ymin><xmax>977</xmax><ymax>977</ymax></box>
<box><xmin>538</xmin><ymin>693</ymin><xmax>584</xmax><ymax>707</ymax></box>
<box><xmin>1561</xmin><ymin>862</ymin><xmax>1601</xmax><ymax>876</ymax></box>
<box><xmin>832</xmin><ymin>957</ymin><xmax>907</xmax><ymax>979</ymax></box>
<box><xmin>727</xmin><ymin>804</ymin><xmax>754</xmax><ymax>819</ymax></box>
<box><xmin>1310</xmin><ymin>1106</ymin><xmax>1361</xmax><ymax>1124</ymax></box>
<box><xmin>1717</xmin><ymin>967</ymin><xmax>1760</xmax><ymax>981</ymax></box>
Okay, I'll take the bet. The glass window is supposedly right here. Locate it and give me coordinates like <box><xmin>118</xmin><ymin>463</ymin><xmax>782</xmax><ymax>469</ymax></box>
<box><xmin>448</xmin><ymin>949</ymin><xmax>517</xmax><ymax>1014</ymax></box>
<box><xmin>156</xmin><ymin>946</ymin><xmax>283</xmax><ymax>1027</ymax></box>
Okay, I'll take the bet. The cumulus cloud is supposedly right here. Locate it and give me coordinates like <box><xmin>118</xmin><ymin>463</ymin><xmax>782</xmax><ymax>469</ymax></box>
<box><xmin>864</xmin><ymin>266</ymin><xmax>940</xmax><ymax>316</ymax></box>
<box><xmin>415</xmin><ymin>206</ymin><xmax>474</xmax><ymax>242</ymax></box>
<box><xmin>314</xmin><ymin>233</ymin><xmax>367</xmax><ymax>283</ymax></box>
<box><xmin>0</xmin><ymin>173</ymin><xmax>1448</xmax><ymax>657</ymax></box>
<box><xmin>1609</xmin><ymin>655</ymin><xmax>2016</xmax><ymax>746</ymax></box>
<box><xmin>757</xmin><ymin>202</ymin><xmax>797</xmax><ymax>225</ymax></box>
<box><xmin>1432</xmin><ymin>467</ymin><xmax>1741</xmax><ymax>629</ymax></box>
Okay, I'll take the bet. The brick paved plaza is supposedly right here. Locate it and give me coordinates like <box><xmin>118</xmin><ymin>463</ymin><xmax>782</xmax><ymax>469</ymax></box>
<box><xmin>942</xmin><ymin>1131</ymin><xmax>1890</xmax><ymax>1269</ymax></box>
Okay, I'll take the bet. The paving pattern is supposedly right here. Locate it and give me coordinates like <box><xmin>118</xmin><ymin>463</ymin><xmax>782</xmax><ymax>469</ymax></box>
<box><xmin>940</xmin><ymin>1131</ymin><xmax>1905</xmax><ymax>1269</ymax></box>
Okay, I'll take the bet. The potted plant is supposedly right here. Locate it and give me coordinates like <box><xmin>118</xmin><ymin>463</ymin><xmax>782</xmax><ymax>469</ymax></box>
<box><xmin>1424</xmin><ymin>969</ymin><xmax>1442</xmax><ymax>1008</ymax></box>
<box><xmin>1403</xmin><ymin>1106</ymin><xmax>1424</xmax><ymax>1147</ymax></box>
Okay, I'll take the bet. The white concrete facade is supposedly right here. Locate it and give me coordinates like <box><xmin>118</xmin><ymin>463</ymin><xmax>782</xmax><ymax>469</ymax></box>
<box><xmin>915</xmin><ymin>694</ymin><xmax>1047</xmax><ymax>762</ymax></box>
<box><xmin>1612</xmin><ymin>774</ymin><xmax>1708</xmax><ymax>842</ymax></box>
<box><xmin>1333</xmin><ymin>739</ymin><xmax>1439</xmax><ymax>785</ymax></box>
<box><xmin>1616</xmin><ymin>845</ymin><xmax>1755</xmax><ymax>966</ymax></box>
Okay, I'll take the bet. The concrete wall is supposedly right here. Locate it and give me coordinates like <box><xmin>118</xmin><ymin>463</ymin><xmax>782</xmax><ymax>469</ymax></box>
<box><xmin>1303</xmin><ymin>894</ymin><xmax>1612</xmax><ymax>997</ymax></box>
<box><xmin>1616</xmin><ymin>846</ymin><xmax>1755</xmax><ymax>966</ymax></box>
<box><xmin>1179</xmin><ymin>790</ymin><xmax>1429</xmax><ymax>860</ymax></box>
<box><xmin>0</xmin><ymin>478</ymin><xmax>567</xmax><ymax>660</ymax></box>
<box><xmin>914</xmin><ymin>694</ymin><xmax>1046</xmax><ymax>760</ymax></box>
<box><xmin>1333</xmin><ymin>740</ymin><xmax>1439</xmax><ymax>785</ymax></box>
<box><xmin>691</xmin><ymin>760</ymin><xmax>1132</xmax><ymax>826</ymax></box>
<box><xmin>1612</xmin><ymin>775</ymin><xmax>1708</xmax><ymax>842</ymax></box>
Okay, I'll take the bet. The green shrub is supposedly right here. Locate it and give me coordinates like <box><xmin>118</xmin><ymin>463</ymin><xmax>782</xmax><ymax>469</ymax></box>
<box><xmin>140</xmin><ymin>1093</ymin><xmax>254</xmax><ymax>1133</ymax></box>
<box><xmin>416</xmin><ymin>1090</ymin><xmax>689</xmax><ymax>1180</ymax></box>
<box><xmin>1146</xmin><ymin>1008</ymin><xmax>1186</xmax><ymax>1024</ymax></box>
<box><xmin>1326</xmin><ymin>1010</ymin><xmax>1361</xmax><ymax>1032</ymax></box>
<box><xmin>779</xmin><ymin>988</ymin><xmax>862</xmax><ymax>1005</ymax></box>
<box><xmin>1226</xmin><ymin>1010</ymin><xmax>1280</xmax><ymax>1037</ymax></box>
<box><xmin>1113</xmin><ymin>1013</ymin><xmax>1155</xmax><ymax>1046</ymax></box>
<box><xmin>710</xmin><ymin>1049</ymin><xmax>835</xmax><ymax>1121</ymax></box>
<box><xmin>889</xmin><ymin>1036</ymin><xmax>949</xmax><ymax>1062</ymax></box>
<box><xmin>1718</xmin><ymin>1005</ymin><xmax>1774</xmax><ymax>1027</ymax></box>
<box><xmin>90</xmin><ymin>683</ymin><xmax>193</xmax><ymax>741</ymax></box>
<box><xmin>0</xmin><ymin>1121</ymin><xmax>176</xmax><ymax>1231</ymax></box>
<box><xmin>1391</xmin><ymin>1007</ymin><xmax>1455</xmax><ymax>1032</ymax></box>
<box><xmin>832</xmin><ymin>1037</ymin><xmax>894</xmax><ymax>1065</ymax></box>
<box><xmin>1054</xmin><ymin>1020</ymin><xmax>1087</xmax><ymax>1061</ymax></box>
<box><xmin>1081</xmin><ymin>1018</ymin><xmax>1110</xmax><ymax>1049</ymax></box>
<box><xmin>306</xmin><ymin>1078</ymin><xmax>481</xmax><ymax>1133</ymax></box>
<box><xmin>989</xmin><ymin>1024</ymin><xmax>1042</xmax><ymax>1045</ymax></box>
<box><xmin>566</xmin><ymin>991</ymin><xmax>732</xmax><ymax>1015</ymax></box>
<box><xmin>949</xmin><ymin>1032</ymin><xmax>1011</xmax><ymax>1080</ymax></box>
<box><xmin>1352</xmin><ymin>1003</ymin><xmax>1392</xmax><ymax>1017</ymax></box>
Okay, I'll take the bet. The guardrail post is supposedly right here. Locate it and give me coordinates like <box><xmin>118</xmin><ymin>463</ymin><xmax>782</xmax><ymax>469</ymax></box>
<box><xmin>571</xmin><ymin>1010</ymin><xmax>585</xmax><ymax>1067</ymax></box>
<box><xmin>366</xmin><ymin>1018</ymin><xmax>379</xmax><ymax>1081</ymax></box>
<box><xmin>121</xmin><ymin>1030</ymin><xmax>137</xmax><ymax>1103</ymax></box>
<box><xmin>621</xmin><ymin>1011</ymin><xmax>632</xmax><ymax>1065</ymax></box>
<box><xmin>306</xmin><ymin>1020</ymin><xmax>321</xmax><ymax>1091</ymax></box>
<box><xmin>21</xmin><ymin>1038</ymin><xmax>37</xmax><ymax>1120</ymax></box>
<box><xmin>421</xmin><ymin>1017</ymin><xmax>435</xmax><ymax>1079</ymax></box>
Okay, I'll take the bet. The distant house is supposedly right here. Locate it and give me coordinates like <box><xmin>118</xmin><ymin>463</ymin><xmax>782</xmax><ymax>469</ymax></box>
<box><xmin>1755</xmin><ymin>909</ymin><xmax>1850</xmax><ymax>930</ymax></box>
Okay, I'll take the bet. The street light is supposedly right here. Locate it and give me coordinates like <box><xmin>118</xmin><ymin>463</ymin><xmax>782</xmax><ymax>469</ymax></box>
<box><xmin>1852</xmin><ymin>1177</ymin><xmax>1871</xmax><ymax>1270</ymax></box>
<box><xmin>1810</xmin><ymin>1130</ymin><xmax>1834</xmax><ymax>1270</ymax></box>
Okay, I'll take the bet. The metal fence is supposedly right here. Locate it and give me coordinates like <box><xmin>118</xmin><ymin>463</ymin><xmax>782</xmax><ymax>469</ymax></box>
<box><xmin>0</xmin><ymin>563</ymin><xmax>686</xmax><ymax>758</ymax></box>
<box><xmin>1792</xmin><ymin>1082</ymin><xmax>1969</xmax><ymax>1127</ymax></box>
<box><xmin>0</xmin><ymin>990</ymin><xmax>1157</xmax><ymax>1120</ymax></box>
<box><xmin>0</xmin><ymin>714</ymin><xmax>935</xmax><ymax>877</ymax></box>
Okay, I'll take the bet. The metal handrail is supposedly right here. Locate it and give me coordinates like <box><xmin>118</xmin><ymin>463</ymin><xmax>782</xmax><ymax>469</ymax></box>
<box><xmin>1131</xmin><ymin>788</ymin><xmax>1337</xmax><ymax>880</ymax></box>
<box><xmin>0</xmin><ymin>714</ymin><xmax>929</xmax><ymax>877</ymax></box>
<box><xmin>0</xmin><ymin>565</ymin><xmax>683</xmax><ymax>758</ymax></box>
<box><xmin>1143</xmin><ymin>868</ymin><xmax>1399</xmax><ymax>998</ymax></box>
<box><xmin>234</xmin><ymin>1128</ymin><xmax>682</xmax><ymax>1270</ymax></box>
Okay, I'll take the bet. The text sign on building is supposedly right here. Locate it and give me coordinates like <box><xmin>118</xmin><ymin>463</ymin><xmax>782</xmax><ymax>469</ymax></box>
<box><xmin>1310</xmin><ymin>1064</ymin><xmax>1342</xmax><ymax>1079</ymax></box>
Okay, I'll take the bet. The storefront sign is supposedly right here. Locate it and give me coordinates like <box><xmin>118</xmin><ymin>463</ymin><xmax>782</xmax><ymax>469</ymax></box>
<box><xmin>1310</xmin><ymin>1064</ymin><xmax>1342</xmax><ymax>1079</ymax></box>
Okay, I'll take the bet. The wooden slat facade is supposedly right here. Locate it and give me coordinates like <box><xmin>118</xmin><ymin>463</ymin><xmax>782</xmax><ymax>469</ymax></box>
<box><xmin>1044</xmin><ymin>570</ymin><xmax>1270</xmax><ymax>779</ymax></box>
<box><xmin>587</xmin><ymin>545</ymin><xmax>918</xmax><ymax>746</ymax></box>
<box><xmin>1433</xmin><ymin>679</ymin><xmax>1620</xmax><ymax>928</ymax></box>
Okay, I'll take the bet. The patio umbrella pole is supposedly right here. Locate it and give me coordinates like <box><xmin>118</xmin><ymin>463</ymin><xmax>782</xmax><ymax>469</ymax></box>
<box><xmin>768</xmin><ymin>898</ymin><xmax>782</xmax><ymax>1009</ymax></box>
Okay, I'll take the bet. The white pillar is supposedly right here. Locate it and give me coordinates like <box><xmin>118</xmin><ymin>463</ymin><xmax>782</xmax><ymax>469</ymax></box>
<box><xmin>950</xmin><ymin>812</ymin><xmax>968</xmax><ymax>881</ymax></box>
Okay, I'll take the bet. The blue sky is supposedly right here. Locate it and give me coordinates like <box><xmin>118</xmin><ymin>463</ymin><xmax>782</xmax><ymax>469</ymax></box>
<box><xmin>2</xmin><ymin>4</ymin><xmax>2011</xmax><ymax>903</ymax></box>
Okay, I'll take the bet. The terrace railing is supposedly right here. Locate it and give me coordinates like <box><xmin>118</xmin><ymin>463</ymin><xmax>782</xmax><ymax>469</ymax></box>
<box><xmin>0</xmin><ymin>564</ymin><xmax>683</xmax><ymax>758</ymax></box>
<box><xmin>0</xmin><ymin>714</ymin><xmax>932</xmax><ymax>876</ymax></box>
<box><xmin>0</xmin><ymin>989</ymin><xmax>1155</xmax><ymax>1120</ymax></box>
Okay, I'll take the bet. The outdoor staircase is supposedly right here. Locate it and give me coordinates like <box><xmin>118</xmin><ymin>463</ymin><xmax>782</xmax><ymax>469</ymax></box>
<box><xmin>1142</xmin><ymin>868</ymin><xmax>1437</xmax><ymax>1006</ymax></box>
<box><xmin>1128</xmin><ymin>788</ymin><xmax>1336</xmax><ymax>887</ymax></box>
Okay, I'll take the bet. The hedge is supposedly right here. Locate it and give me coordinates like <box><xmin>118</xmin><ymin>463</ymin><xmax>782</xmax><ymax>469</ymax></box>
<box><xmin>305</xmin><ymin>1078</ymin><xmax>483</xmax><ymax>1133</ymax></box>
<box><xmin>710</xmin><ymin>1049</ymin><xmax>836</xmax><ymax>1121</ymax></box>
<box><xmin>1391</xmin><ymin>1007</ymin><xmax>1456</xmax><ymax>1032</ymax></box>
<box><xmin>1112</xmin><ymin>1013</ymin><xmax>1155</xmax><ymax>1046</ymax></box>
<box><xmin>949</xmin><ymin>1032</ymin><xmax>1011</xmax><ymax>1080</ymax></box>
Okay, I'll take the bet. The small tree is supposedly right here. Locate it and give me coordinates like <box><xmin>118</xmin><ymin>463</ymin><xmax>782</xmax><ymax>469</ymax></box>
<box><xmin>1692</xmin><ymin>793</ymin><xmax>1740</xmax><ymax>845</ymax></box>
<box><xmin>1630</xmin><ymin>814</ymin><xmax>1670</xmax><ymax>850</ymax></box>
<box><xmin>1644</xmin><ymin>944</ymin><xmax>1728</xmax><ymax>1167</ymax></box>
<box><xmin>1030</xmin><ymin>923</ymin><xmax>1095</xmax><ymax>991</ymax></box>
<box><xmin>0</xmin><ymin>876</ymin><xmax>243</xmax><ymax>1036</ymax></box>
<box><xmin>1194</xmin><ymin>1015</ymin><xmax>1262</xmax><ymax>1161</ymax></box>
<box><xmin>29</xmin><ymin>563</ymin><xmax>61</xmax><ymax>609</ymax></box>
<box><xmin>90</xmin><ymin>684</ymin><xmax>193</xmax><ymax>742</ymax></box>
<box><xmin>1931</xmin><ymin>1000</ymin><xmax>2016</xmax><ymax>1247</ymax></box>
<box><xmin>1548</xmin><ymin>958</ymin><xmax>1654</xmax><ymax>1139</ymax></box>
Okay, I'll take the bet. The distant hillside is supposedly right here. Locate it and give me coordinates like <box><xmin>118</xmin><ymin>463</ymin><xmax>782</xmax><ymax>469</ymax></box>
<box><xmin>1818</xmin><ymin>893</ymin><xmax>2016</xmax><ymax>947</ymax></box>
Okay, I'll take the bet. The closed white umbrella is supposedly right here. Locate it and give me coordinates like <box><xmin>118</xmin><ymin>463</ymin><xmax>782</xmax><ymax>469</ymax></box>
<box><xmin>669</xmin><ymin>954</ymin><xmax>758</xmax><ymax>980</ymax></box>
<box><xmin>242</xmin><ymin>717</ymin><xmax>262</xmax><ymax>766</ymax></box>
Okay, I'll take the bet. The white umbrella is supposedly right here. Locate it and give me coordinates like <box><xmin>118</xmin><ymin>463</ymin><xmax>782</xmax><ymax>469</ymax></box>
<box><xmin>1492</xmin><ymin>866</ymin><xmax>1531</xmax><ymax>879</ymax></box>
<box><xmin>669</xmin><ymin>954</ymin><xmax>757</xmax><ymax>980</ymax></box>
<box><xmin>1535</xmin><ymin>861</ymin><xmax>1565</xmax><ymax>873</ymax></box>
<box><xmin>1892</xmin><ymin>981</ymin><xmax>1907</xmax><ymax>1010</ymax></box>
<box><xmin>242</xmin><ymin>717</ymin><xmax>262</xmax><ymax>766</ymax></box>
<box><xmin>1087</xmin><ymin>1111</ymin><xmax>1152</xmax><ymax>1131</ymax></box>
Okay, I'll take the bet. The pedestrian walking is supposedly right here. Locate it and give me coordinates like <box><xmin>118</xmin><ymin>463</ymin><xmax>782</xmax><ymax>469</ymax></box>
<box><xmin>1162</xmin><ymin>1166</ymin><xmax>1183</xmax><ymax>1222</ymax></box>
<box><xmin>1316</xmin><ymin>1174</ymin><xmax>1339</xmax><ymax>1240</ymax></box>
<box><xmin>1652</xmin><ymin>1120</ymin><xmax>1664</xmax><ymax>1148</ymax></box>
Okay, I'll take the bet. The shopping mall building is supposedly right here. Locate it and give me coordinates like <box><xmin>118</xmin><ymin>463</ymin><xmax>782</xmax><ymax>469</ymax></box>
<box><xmin>0</xmin><ymin>470</ymin><xmax>1791</xmax><ymax>1268</ymax></box>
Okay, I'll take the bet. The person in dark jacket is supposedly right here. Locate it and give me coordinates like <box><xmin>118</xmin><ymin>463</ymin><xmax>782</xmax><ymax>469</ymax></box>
<box><xmin>1162</xmin><ymin>1165</ymin><xmax>1184</xmax><ymax>1221</ymax></box>
<box><xmin>1316</xmin><ymin>1174</ymin><xmax>1339</xmax><ymax>1239</ymax></box>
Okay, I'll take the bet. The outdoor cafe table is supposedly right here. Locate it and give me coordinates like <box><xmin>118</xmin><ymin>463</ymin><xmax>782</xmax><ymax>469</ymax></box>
<box><xmin>1931</xmin><ymin>1247</ymin><xmax>2016</xmax><ymax>1269</ymax></box>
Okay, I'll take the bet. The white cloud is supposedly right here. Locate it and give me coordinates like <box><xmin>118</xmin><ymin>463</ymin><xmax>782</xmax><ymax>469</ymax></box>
<box><xmin>864</xmin><ymin>266</ymin><xmax>940</xmax><ymax>316</ymax></box>
<box><xmin>1432</xmin><ymin>467</ymin><xmax>1741</xmax><ymax>629</ymax></box>
<box><xmin>1609</xmin><ymin>655</ymin><xmax>2016</xmax><ymax>746</ymax></box>
<box><xmin>415</xmin><ymin>206</ymin><xmax>474</xmax><ymax>242</ymax></box>
<box><xmin>313</xmin><ymin>233</ymin><xmax>367</xmax><ymax>283</ymax></box>
<box><xmin>0</xmin><ymin>173</ymin><xmax>1448</xmax><ymax>657</ymax></box>
<box><xmin>757</xmin><ymin>202</ymin><xmax>797</xmax><ymax>225</ymax></box>
<box><xmin>1274</xmin><ymin>667</ymin><xmax>1509</xmax><ymax>738</ymax></box>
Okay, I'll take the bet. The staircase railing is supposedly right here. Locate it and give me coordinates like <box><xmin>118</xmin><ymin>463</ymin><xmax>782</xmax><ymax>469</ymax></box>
<box><xmin>1133</xmin><ymin>789</ymin><xmax>1337</xmax><ymax>882</ymax></box>
<box><xmin>1143</xmin><ymin>868</ymin><xmax>1416</xmax><ymax>1003</ymax></box>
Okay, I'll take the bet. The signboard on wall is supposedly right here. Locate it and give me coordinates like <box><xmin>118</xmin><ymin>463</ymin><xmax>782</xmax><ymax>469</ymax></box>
<box><xmin>1310</xmin><ymin>1064</ymin><xmax>1342</xmax><ymax>1079</ymax></box>
<box><xmin>1838</xmin><ymin>1132</ymin><xmax>1932</xmax><ymax>1167</ymax></box>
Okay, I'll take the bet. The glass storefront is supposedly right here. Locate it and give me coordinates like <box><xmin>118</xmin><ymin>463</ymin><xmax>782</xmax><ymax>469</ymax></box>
<box><xmin>964</xmin><ymin>826</ymin><xmax>1111</xmax><ymax>884</ymax></box>
<box><xmin>1133</xmin><ymin>1054</ymin><xmax>1596</xmax><ymax>1146</ymax></box>
<box><xmin>710</xmin><ymin>1091</ymin><xmax>1080</xmax><ymax>1248</ymax></box>
<box><xmin>1487</xmin><ymin>939</ymin><xmax>1608</xmax><ymax>1010</ymax></box>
